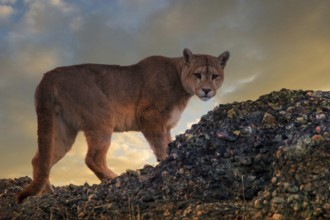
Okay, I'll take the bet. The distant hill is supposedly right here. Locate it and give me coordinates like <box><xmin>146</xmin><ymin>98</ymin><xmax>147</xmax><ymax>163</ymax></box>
<box><xmin>1</xmin><ymin>89</ymin><xmax>329</xmax><ymax>219</ymax></box>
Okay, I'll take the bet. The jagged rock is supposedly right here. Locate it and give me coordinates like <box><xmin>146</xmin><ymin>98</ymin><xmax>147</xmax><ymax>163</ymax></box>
<box><xmin>1</xmin><ymin>89</ymin><xmax>329</xmax><ymax>219</ymax></box>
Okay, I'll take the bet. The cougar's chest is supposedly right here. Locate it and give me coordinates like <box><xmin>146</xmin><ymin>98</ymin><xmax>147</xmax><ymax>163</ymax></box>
<box><xmin>166</xmin><ymin>106</ymin><xmax>185</xmax><ymax>129</ymax></box>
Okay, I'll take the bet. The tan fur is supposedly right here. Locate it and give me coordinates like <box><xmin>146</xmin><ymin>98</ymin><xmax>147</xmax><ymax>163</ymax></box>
<box><xmin>17</xmin><ymin>49</ymin><xmax>230</xmax><ymax>203</ymax></box>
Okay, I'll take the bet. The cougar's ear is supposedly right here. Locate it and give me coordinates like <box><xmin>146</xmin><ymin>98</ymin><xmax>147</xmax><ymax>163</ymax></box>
<box><xmin>183</xmin><ymin>48</ymin><xmax>194</xmax><ymax>64</ymax></box>
<box><xmin>218</xmin><ymin>51</ymin><xmax>230</xmax><ymax>68</ymax></box>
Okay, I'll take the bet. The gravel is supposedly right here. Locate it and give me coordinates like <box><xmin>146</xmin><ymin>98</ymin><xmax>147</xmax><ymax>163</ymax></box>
<box><xmin>1</xmin><ymin>89</ymin><xmax>329</xmax><ymax>219</ymax></box>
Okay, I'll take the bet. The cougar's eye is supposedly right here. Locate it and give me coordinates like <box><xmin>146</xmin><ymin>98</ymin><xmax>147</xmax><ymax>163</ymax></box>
<box><xmin>212</xmin><ymin>74</ymin><xmax>220</xmax><ymax>80</ymax></box>
<box><xmin>193</xmin><ymin>73</ymin><xmax>202</xmax><ymax>79</ymax></box>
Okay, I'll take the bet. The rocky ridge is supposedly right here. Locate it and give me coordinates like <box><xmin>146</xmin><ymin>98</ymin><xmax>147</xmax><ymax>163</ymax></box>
<box><xmin>0</xmin><ymin>89</ymin><xmax>329</xmax><ymax>219</ymax></box>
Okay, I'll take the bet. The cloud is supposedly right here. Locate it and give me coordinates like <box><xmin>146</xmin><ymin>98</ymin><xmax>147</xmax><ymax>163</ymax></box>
<box><xmin>0</xmin><ymin>0</ymin><xmax>16</xmax><ymax>3</ymax></box>
<box><xmin>211</xmin><ymin>0</ymin><xmax>330</xmax><ymax>103</ymax></box>
<box><xmin>108</xmin><ymin>133</ymin><xmax>156</xmax><ymax>174</ymax></box>
<box><xmin>38</xmin><ymin>132</ymin><xmax>156</xmax><ymax>186</ymax></box>
<box><xmin>0</xmin><ymin>4</ymin><xmax>14</xmax><ymax>21</ymax></box>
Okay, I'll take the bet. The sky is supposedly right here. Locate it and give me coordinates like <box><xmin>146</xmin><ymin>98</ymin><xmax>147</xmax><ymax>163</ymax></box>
<box><xmin>0</xmin><ymin>0</ymin><xmax>330</xmax><ymax>186</ymax></box>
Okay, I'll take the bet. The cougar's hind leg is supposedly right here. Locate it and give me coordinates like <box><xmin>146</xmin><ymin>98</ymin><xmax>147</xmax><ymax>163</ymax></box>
<box><xmin>45</xmin><ymin>114</ymin><xmax>78</xmax><ymax>192</ymax></box>
<box><xmin>84</xmin><ymin>129</ymin><xmax>117</xmax><ymax>180</ymax></box>
<box><xmin>30</xmin><ymin>153</ymin><xmax>53</xmax><ymax>194</ymax></box>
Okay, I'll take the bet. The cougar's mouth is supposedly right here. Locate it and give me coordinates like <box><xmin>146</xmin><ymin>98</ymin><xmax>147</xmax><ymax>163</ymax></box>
<box><xmin>199</xmin><ymin>96</ymin><xmax>211</xmax><ymax>101</ymax></box>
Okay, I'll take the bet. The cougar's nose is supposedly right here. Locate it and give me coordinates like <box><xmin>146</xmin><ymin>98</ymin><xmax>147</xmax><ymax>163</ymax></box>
<box><xmin>202</xmin><ymin>88</ymin><xmax>211</xmax><ymax>95</ymax></box>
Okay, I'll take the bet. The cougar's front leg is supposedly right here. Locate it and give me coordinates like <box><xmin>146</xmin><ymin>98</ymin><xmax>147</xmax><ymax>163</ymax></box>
<box><xmin>84</xmin><ymin>129</ymin><xmax>117</xmax><ymax>180</ymax></box>
<box><xmin>142</xmin><ymin>127</ymin><xmax>171</xmax><ymax>162</ymax></box>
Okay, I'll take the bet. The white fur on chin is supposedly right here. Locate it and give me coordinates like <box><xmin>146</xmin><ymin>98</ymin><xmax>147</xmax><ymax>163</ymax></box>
<box><xmin>199</xmin><ymin>96</ymin><xmax>211</xmax><ymax>101</ymax></box>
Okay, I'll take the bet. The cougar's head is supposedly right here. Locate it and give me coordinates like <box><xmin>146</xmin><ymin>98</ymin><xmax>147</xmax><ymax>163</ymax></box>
<box><xmin>181</xmin><ymin>48</ymin><xmax>230</xmax><ymax>101</ymax></box>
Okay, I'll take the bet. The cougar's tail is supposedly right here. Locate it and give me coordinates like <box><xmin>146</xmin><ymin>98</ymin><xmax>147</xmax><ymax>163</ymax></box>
<box><xmin>17</xmin><ymin>75</ymin><xmax>55</xmax><ymax>203</ymax></box>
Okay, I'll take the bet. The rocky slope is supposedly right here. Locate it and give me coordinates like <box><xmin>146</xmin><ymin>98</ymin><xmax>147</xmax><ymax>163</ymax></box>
<box><xmin>1</xmin><ymin>89</ymin><xmax>329</xmax><ymax>219</ymax></box>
